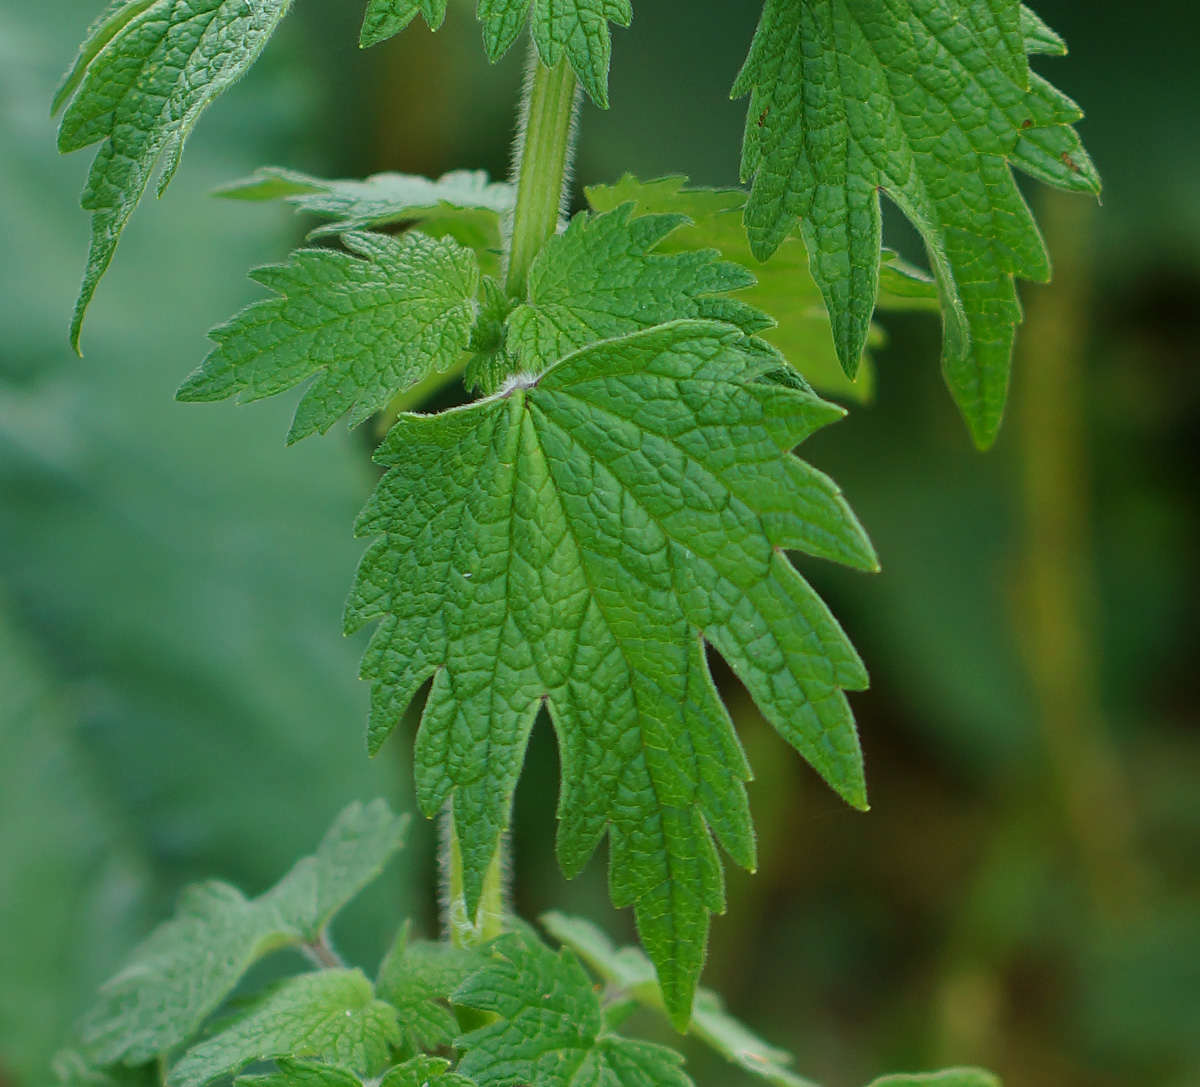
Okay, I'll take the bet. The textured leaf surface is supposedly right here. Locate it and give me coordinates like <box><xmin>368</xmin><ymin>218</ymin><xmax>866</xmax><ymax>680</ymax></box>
<box><xmin>455</xmin><ymin>930</ymin><xmax>692</xmax><ymax>1087</ymax></box>
<box><xmin>477</xmin><ymin>0</ymin><xmax>632</xmax><ymax>107</ymax></box>
<box><xmin>360</xmin><ymin>0</ymin><xmax>447</xmax><ymax>46</ymax></box>
<box><xmin>501</xmin><ymin>204</ymin><xmax>769</xmax><ymax>391</ymax></box>
<box><xmin>586</xmin><ymin>175</ymin><xmax>937</xmax><ymax>402</ymax></box>
<box><xmin>168</xmin><ymin>970</ymin><xmax>400</xmax><ymax>1087</ymax></box>
<box><xmin>236</xmin><ymin>1056</ymin><xmax>473</xmax><ymax>1087</ymax></box>
<box><xmin>238</xmin><ymin>1059</ymin><xmax>363</xmax><ymax>1087</ymax></box>
<box><xmin>55</xmin><ymin>0</ymin><xmax>294</xmax><ymax>350</ymax></box>
<box><xmin>465</xmin><ymin>277</ymin><xmax>520</xmax><ymax>395</ymax></box>
<box><xmin>217</xmin><ymin>168</ymin><xmax>513</xmax><ymax>263</ymax></box>
<box><xmin>733</xmin><ymin>0</ymin><xmax>1099</xmax><ymax>446</ymax></box>
<box><xmin>541</xmin><ymin>913</ymin><xmax>815</xmax><ymax>1087</ymax></box>
<box><xmin>177</xmin><ymin>232</ymin><xmax>479</xmax><ymax>443</ymax></box>
<box><xmin>375</xmin><ymin>922</ymin><xmax>484</xmax><ymax>1051</ymax></box>
<box><xmin>347</xmin><ymin>320</ymin><xmax>874</xmax><ymax>1023</ymax></box>
<box><xmin>382</xmin><ymin>1056</ymin><xmax>476</xmax><ymax>1087</ymax></box>
<box><xmin>77</xmin><ymin>802</ymin><xmax>405</xmax><ymax>1066</ymax></box>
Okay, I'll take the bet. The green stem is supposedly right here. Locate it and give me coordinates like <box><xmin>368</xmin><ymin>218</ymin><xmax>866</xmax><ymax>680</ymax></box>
<box><xmin>505</xmin><ymin>52</ymin><xmax>579</xmax><ymax>300</ymax></box>
<box><xmin>434</xmin><ymin>50</ymin><xmax>576</xmax><ymax>950</ymax></box>
<box><xmin>444</xmin><ymin>814</ymin><xmax>506</xmax><ymax>949</ymax></box>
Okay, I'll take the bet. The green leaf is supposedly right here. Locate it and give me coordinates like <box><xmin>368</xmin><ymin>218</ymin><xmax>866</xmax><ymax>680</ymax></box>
<box><xmin>270</xmin><ymin>799</ymin><xmax>412</xmax><ymax>942</ymax></box>
<box><xmin>585</xmin><ymin>175</ymin><xmax>938</xmax><ymax>402</ymax></box>
<box><xmin>867</xmin><ymin>1072</ymin><xmax>1000</xmax><ymax>1087</ymax></box>
<box><xmin>54</xmin><ymin>0</ymin><xmax>295</xmax><ymax>352</ymax></box>
<box><xmin>541</xmin><ymin>913</ymin><xmax>816</xmax><ymax>1087</ymax></box>
<box><xmin>216</xmin><ymin>168</ymin><xmax>514</xmax><ymax>264</ymax></box>
<box><xmin>167</xmin><ymin>970</ymin><xmax>401</xmax><ymax>1087</ymax></box>
<box><xmin>51</xmin><ymin>1051</ymin><xmax>158</xmax><ymax>1087</ymax></box>
<box><xmin>732</xmin><ymin>0</ymin><xmax>1099</xmax><ymax>447</ymax></box>
<box><xmin>360</xmin><ymin>0</ymin><xmax>447</xmax><ymax>47</ymax></box>
<box><xmin>177</xmin><ymin>232</ymin><xmax>479</xmax><ymax>443</ymax></box>
<box><xmin>238</xmin><ymin>1058</ymin><xmax>363</xmax><ymax>1087</ymax></box>
<box><xmin>346</xmin><ymin>320</ymin><xmax>874</xmax><ymax>1025</ymax></box>
<box><xmin>504</xmin><ymin>204</ymin><xmax>769</xmax><ymax>385</ymax></box>
<box><xmin>477</xmin><ymin>0</ymin><xmax>632</xmax><ymax>108</ymax></box>
<box><xmin>465</xmin><ymin>277</ymin><xmax>520</xmax><ymax>396</ymax></box>
<box><xmin>239</xmin><ymin>1055</ymin><xmax>476</xmax><ymax>1087</ymax></box>
<box><xmin>455</xmin><ymin>930</ymin><xmax>693</xmax><ymax>1087</ymax></box>
<box><xmin>76</xmin><ymin>801</ymin><xmax>406</xmax><ymax>1066</ymax></box>
<box><xmin>382</xmin><ymin>1056</ymin><xmax>476</xmax><ymax>1087</ymax></box>
<box><xmin>375</xmin><ymin>922</ymin><xmax>485</xmax><ymax>1051</ymax></box>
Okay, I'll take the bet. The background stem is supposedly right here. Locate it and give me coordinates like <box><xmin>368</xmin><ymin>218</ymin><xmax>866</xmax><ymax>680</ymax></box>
<box><xmin>443</xmin><ymin>815</ymin><xmax>506</xmax><ymax>949</ymax></box>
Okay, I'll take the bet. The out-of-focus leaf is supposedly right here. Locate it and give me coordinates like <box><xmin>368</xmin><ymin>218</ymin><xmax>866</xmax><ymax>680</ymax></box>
<box><xmin>1</xmin><ymin>7</ymin><xmax>414</xmax><ymax>1081</ymax></box>
<box><xmin>216</xmin><ymin>168</ymin><xmax>513</xmax><ymax>270</ymax></box>
<box><xmin>168</xmin><ymin>970</ymin><xmax>400</xmax><ymax>1087</ymax></box>
<box><xmin>0</xmin><ymin>605</ymin><xmax>146</xmax><ymax>1087</ymax></box>
<box><xmin>76</xmin><ymin>801</ymin><xmax>405</xmax><ymax>1067</ymax></box>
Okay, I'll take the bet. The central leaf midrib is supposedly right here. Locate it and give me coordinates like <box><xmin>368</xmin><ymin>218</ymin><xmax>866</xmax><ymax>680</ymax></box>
<box><xmin>517</xmin><ymin>395</ymin><xmax>704</xmax><ymax>921</ymax></box>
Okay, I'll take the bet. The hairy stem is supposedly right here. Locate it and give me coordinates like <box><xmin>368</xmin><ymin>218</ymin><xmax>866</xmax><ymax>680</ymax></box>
<box><xmin>505</xmin><ymin>51</ymin><xmax>579</xmax><ymax>300</ymax></box>
<box><xmin>302</xmin><ymin>931</ymin><xmax>346</xmax><ymax>970</ymax></box>
<box><xmin>432</xmin><ymin>47</ymin><xmax>576</xmax><ymax>950</ymax></box>
<box><xmin>442</xmin><ymin>814</ymin><xmax>507</xmax><ymax>949</ymax></box>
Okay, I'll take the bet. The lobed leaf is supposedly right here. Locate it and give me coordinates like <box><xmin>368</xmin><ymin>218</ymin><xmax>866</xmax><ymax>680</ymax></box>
<box><xmin>167</xmin><ymin>970</ymin><xmax>401</xmax><ymax>1087</ymax></box>
<box><xmin>347</xmin><ymin>320</ymin><xmax>875</xmax><ymax>1024</ymax></box>
<box><xmin>375</xmin><ymin>922</ymin><xmax>485</xmax><ymax>1052</ymax></box>
<box><xmin>499</xmin><ymin>203</ymin><xmax>769</xmax><ymax>390</ymax></box>
<box><xmin>177</xmin><ymin>231</ymin><xmax>480</xmax><ymax>443</ymax></box>
<box><xmin>541</xmin><ymin>912</ymin><xmax>816</xmax><ymax>1087</ymax></box>
<box><xmin>586</xmin><ymin>175</ymin><xmax>938</xmax><ymax>402</ymax></box>
<box><xmin>454</xmin><ymin>929</ymin><xmax>692</xmax><ymax>1087</ymax></box>
<box><xmin>477</xmin><ymin>0</ymin><xmax>632</xmax><ymax>108</ymax></box>
<box><xmin>54</xmin><ymin>0</ymin><xmax>295</xmax><ymax>351</ymax></box>
<box><xmin>382</xmin><ymin>1057</ymin><xmax>476</xmax><ymax>1087</ymax></box>
<box><xmin>216</xmin><ymin>168</ymin><xmax>513</xmax><ymax>265</ymax></box>
<box><xmin>733</xmin><ymin>0</ymin><xmax>1100</xmax><ymax>447</ymax></box>
<box><xmin>239</xmin><ymin>1059</ymin><xmax>364</xmax><ymax>1087</ymax></box>
<box><xmin>76</xmin><ymin>802</ymin><xmax>405</xmax><ymax>1067</ymax></box>
<box><xmin>360</xmin><ymin>0</ymin><xmax>448</xmax><ymax>46</ymax></box>
<box><xmin>236</xmin><ymin>1055</ymin><xmax>474</xmax><ymax>1087</ymax></box>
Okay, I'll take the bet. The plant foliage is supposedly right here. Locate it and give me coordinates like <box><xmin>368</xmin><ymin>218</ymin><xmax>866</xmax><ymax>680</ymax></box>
<box><xmin>346</xmin><ymin>320</ymin><xmax>874</xmax><ymax>1022</ymax></box>
<box><xmin>733</xmin><ymin>0</ymin><xmax>1100</xmax><ymax>446</ymax></box>
<box><xmin>52</xmin><ymin>808</ymin><xmax>994</xmax><ymax>1087</ymax></box>
<box><xmin>51</xmin><ymin>0</ymin><xmax>1097</xmax><ymax>1079</ymax></box>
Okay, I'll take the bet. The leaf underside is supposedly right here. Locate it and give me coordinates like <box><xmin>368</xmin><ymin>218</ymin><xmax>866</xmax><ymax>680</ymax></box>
<box><xmin>55</xmin><ymin>0</ymin><xmax>294</xmax><ymax>352</ymax></box>
<box><xmin>360</xmin><ymin>0</ymin><xmax>448</xmax><ymax>47</ymax></box>
<box><xmin>357</xmin><ymin>0</ymin><xmax>633</xmax><ymax>108</ymax></box>
<box><xmin>346</xmin><ymin>319</ymin><xmax>876</xmax><ymax>1025</ymax></box>
<box><xmin>216</xmin><ymin>167</ymin><xmax>514</xmax><ymax>262</ymax></box>
<box><xmin>733</xmin><ymin>0</ymin><xmax>1100</xmax><ymax>447</ymax></box>
<box><xmin>478</xmin><ymin>0</ymin><xmax>632</xmax><ymax>107</ymax></box>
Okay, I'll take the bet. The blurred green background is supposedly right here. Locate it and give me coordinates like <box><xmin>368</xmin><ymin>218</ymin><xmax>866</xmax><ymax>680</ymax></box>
<box><xmin>1</xmin><ymin>3</ymin><xmax>1197</xmax><ymax>1087</ymax></box>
